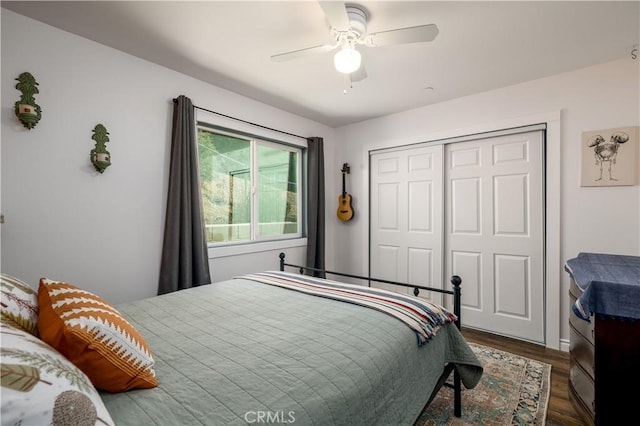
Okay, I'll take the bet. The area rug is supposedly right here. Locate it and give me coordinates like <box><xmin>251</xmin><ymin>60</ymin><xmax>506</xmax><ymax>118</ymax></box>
<box><xmin>416</xmin><ymin>343</ymin><xmax>551</xmax><ymax>425</ymax></box>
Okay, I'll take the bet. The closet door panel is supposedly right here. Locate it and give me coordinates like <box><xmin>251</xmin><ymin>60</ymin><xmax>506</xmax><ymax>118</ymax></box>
<box><xmin>370</xmin><ymin>145</ymin><xmax>444</xmax><ymax>303</ymax></box>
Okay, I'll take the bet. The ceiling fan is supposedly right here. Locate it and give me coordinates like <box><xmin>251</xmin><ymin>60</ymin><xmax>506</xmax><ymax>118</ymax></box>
<box><xmin>270</xmin><ymin>1</ymin><xmax>439</xmax><ymax>83</ymax></box>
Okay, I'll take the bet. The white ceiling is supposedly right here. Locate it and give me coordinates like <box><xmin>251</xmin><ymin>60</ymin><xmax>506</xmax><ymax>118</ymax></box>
<box><xmin>3</xmin><ymin>1</ymin><xmax>639</xmax><ymax>127</ymax></box>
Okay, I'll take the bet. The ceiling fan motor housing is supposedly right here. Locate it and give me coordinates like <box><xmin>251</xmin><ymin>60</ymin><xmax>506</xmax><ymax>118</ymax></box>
<box><xmin>346</xmin><ymin>6</ymin><xmax>367</xmax><ymax>38</ymax></box>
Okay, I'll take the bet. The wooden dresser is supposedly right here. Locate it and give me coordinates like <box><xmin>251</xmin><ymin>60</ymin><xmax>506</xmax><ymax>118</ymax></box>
<box><xmin>566</xmin><ymin>253</ymin><xmax>640</xmax><ymax>425</ymax></box>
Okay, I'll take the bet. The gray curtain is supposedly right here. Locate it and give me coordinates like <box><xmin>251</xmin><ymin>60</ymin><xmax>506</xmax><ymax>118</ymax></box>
<box><xmin>306</xmin><ymin>137</ymin><xmax>325</xmax><ymax>278</ymax></box>
<box><xmin>158</xmin><ymin>95</ymin><xmax>211</xmax><ymax>295</ymax></box>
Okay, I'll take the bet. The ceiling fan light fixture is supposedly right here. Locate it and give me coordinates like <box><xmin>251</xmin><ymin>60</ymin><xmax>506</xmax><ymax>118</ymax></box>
<box><xmin>334</xmin><ymin>46</ymin><xmax>361</xmax><ymax>74</ymax></box>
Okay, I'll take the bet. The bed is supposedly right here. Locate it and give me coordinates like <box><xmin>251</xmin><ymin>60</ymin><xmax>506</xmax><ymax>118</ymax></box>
<box><xmin>0</xmin><ymin>254</ymin><xmax>482</xmax><ymax>426</ymax></box>
<box><xmin>98</xmin><ymin>253</ymin><xmax>483</xmax><ymax>425</ymax></box>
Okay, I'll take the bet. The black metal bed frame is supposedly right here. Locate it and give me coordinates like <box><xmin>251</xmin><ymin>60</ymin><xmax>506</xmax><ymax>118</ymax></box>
<box><xmin>278</xmin><ymin>252</ymin><xmax>464</xmax><ymax>418</ymax></box>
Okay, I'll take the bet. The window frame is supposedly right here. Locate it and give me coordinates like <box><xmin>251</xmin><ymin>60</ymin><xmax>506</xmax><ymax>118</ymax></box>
<box><xmin>195</xmin><ymin>110</ymin><xmax>307</xmax><ymax>258</ymax></box>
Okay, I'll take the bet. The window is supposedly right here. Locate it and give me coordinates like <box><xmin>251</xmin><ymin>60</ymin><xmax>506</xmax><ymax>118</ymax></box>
<box><xmin>197</xmin><ymin>126</ymin><xmax>302</xmax><ymax>245</ymax></box>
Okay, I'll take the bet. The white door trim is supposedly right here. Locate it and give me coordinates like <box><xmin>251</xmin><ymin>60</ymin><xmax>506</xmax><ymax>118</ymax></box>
<box><xmin>362</xmin><ymin>110</ymin><xmax>561</xmax><ymax>349</ymax></box>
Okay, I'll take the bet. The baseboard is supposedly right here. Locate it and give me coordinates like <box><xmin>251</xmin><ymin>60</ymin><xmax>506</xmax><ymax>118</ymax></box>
<box><xmin>559</xmin><ymin>338</ymin><xmax>570</xmax><ymax>352</ymax></box>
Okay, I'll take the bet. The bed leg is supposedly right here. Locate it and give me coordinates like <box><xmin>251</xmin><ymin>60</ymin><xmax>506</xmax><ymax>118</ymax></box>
<box><xmin>451</xmin><ymin>275</ymin><xmax>462</xmax><ymax>417</ymax></box>
<box><xmin>454</xmin><ymin>368</ymin><xmax>462</xmax><ymax>417</ymax></box>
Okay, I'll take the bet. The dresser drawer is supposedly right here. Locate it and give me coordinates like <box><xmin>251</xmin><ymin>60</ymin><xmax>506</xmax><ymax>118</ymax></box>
<box><xmin>569</xmin><ymin>323</ymin><xmax>595</xmax><ymax>378</ymax></box>
<box><xmin>569</xmin><ymin>278</ymin><xmax>583</xmax><ymax>299</ymax></box>
<box><xmin>569</xmin><ymin>280</ymin><xmax>594</xmax><ymax>345</ymax></box>
<box><xmin>569</xmin><ymin>359</ymin><xmax>595</xmax><ymax>419</ymax></box>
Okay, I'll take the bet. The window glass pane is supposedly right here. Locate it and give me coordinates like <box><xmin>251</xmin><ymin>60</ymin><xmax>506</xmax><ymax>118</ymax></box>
<box><xmin>198</xmin><ymin>125</ymin><xmax>302</xmax><ymax>246</ymax></box>
<box><xmin>257</xmin><ymin>145</ymin><xmax>298</xmax><ymax>237</ymax></box>
<box><xmin>198</xmin><ymin>129</ymin><xmax>251</xmax><ymax>244</ymax></box>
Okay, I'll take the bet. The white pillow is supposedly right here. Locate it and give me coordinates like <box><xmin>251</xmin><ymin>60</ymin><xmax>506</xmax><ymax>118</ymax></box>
<box><xmin>0</xmin><ymin>324</ymin><xmax>115</xmax><ymax>426</ymax></box>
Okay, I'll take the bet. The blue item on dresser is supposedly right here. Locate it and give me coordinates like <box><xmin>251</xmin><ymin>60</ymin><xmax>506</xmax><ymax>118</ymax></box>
<box><xmin>565</xmin><ymin>252</ymin><xmax>640</xmax><ymax>321</ymax></box>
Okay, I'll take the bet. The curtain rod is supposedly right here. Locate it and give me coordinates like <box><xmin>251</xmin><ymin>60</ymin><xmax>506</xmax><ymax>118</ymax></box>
<box><xmin>173</xmin><ymin>98</ymin><xmax>307</xmax><ymax>140</ymax></box>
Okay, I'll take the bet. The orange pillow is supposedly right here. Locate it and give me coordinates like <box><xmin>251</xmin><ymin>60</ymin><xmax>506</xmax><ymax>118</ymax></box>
<box><xmin>37</xmin><ymin>278</ymin><xmax>157</xmax><ymax>392</ymax></box>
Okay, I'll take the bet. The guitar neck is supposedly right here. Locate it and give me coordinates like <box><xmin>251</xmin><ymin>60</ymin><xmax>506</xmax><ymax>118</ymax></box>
<box><xmin>342</xmin><ymin>172</ymin><xmax>346</xmax><ymax>196</ymax></box>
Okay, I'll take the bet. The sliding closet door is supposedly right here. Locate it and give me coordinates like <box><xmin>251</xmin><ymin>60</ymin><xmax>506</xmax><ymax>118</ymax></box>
<box><xmin>445</xmin><ymin>130</ymin><xmax>544</xmax><ymax>343</ymax></box>
<box><xmin>370</xmin><ymin>145</ymin><xmax>444</xmax><ymax>304</ymax></box>
<box><xmin>369</xmin><ymin>128</ymin><xmax>545</xmax><ymax>344</ymax></box>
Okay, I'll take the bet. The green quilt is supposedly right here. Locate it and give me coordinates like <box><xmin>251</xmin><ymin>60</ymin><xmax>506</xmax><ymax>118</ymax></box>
<box><xmin>100</xmin><ymin>275</ymin><xmax>483</xmax><ymax>425</ymax></box>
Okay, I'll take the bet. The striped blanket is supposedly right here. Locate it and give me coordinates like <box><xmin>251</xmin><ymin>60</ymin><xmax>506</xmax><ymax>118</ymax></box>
<box><xmin>238</xmin><ymin>271</ymin><xmax>456</xmax><ymax>346</ymax></box>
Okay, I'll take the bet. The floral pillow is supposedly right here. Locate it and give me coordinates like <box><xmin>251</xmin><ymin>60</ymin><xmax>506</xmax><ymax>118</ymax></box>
<box><xmin>0</xmin><ymin>324</ymin><xmax>115</xmax><ymax>426</ymax></box>
<box><xmin>1</xmin><ymin>272</ymin><xmax>38</xmax><ymax>335</ymax></box>
<box><xmin>38</xmin><ymin>278</ymin><xmax>158</xmax><ymax>392</ymax></box>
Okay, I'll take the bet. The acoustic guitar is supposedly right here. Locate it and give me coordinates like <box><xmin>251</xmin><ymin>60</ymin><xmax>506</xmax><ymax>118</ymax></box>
<box><xmin>337</xmin><ymin>163</ymin><xmax>354</xmax><ymax>221</ymax></box>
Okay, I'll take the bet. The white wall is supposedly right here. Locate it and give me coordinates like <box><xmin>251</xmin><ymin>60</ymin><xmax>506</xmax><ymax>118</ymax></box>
<box><xmin>333</xmin><ymin>57</ymin><xmax>640</xmax><ymax>348</ymax></box>
<box><xmin>1</xmin><ymin>10</ymin><xmax>335</xmax><ymax>304</ymax></box>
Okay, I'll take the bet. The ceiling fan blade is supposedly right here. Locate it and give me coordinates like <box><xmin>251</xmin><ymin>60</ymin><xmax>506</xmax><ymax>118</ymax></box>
<box><xmin>271</xmin><ymin>43</ymin><xmax>336</xmax><ymax>62</ymax></box>
<box><xmin>318</xmin><ymin>1</ymin><xmax>351</xmax><ymax>31</ymax></box>
<box><xmin>367</xmin><ymin>24</ymin><xmax>439</xmax><ymax>47</ymax></box>
<box><xmin>350</xmin><ymin>65</ymin><xmax>367</xmax><ymax>82</ymax></box>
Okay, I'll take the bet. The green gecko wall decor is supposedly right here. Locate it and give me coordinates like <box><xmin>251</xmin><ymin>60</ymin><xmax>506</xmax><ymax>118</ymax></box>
<box><xmin>90</xmin><ymin>124</ymin><xmax>111</xmax><ymax>174</ymax></box>
<box><xmin>14</xmin><ymin>72</ymin><xmax>42</xmax><ymax>130</ymax></box>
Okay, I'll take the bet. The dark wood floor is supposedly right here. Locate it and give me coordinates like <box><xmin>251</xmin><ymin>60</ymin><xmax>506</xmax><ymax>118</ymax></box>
<box><xmin>461</xmin><ymin>327</ymin><xmax>587</xmax><ymax>426</ymax></box>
